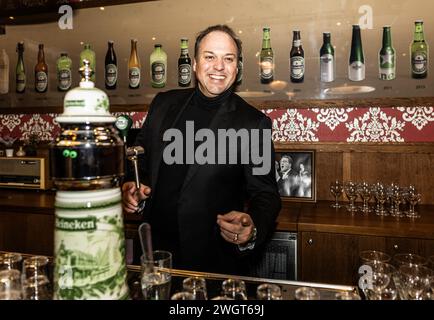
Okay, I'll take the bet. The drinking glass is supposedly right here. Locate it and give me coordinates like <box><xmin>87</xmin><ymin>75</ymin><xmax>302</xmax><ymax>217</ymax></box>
<box><xmin>330</xmin><ymin>180</ymin><xmax>343</xmax><ymax>209</ymax></box>
<box><xmin>357</xmin><ymin>182</ymin><xmax>372</xmax><ymax>214</ymax></box>
<box><xmin>406</xmin><ymin>192</ymin><xmax>422</xmax><ymax>218</ymax></box>
<box><xmin>343</xmin><ymin>181</ymin><xmax>358</xmax><ymax>213</ymax></box>
<box><xmin>21</xmin><ymin>256</ymin><xmax>52</xmax><ymax>300</ymax></box>
<box><xmin>256</xmin><ymin>283</ymin><xmax>282</xmax><ymax>300</ymax></box>
<box><xmin>393</xmin><ymin>253</ymin><xmax>428</xmax><ymax>268</ymax></box>
<box><xmin>398</xmin><ymin>264</ymin><xmax>433</xmax><ymax>300</ymax></box>
<box><xmin>294</xmin><ymin>286</ymin><xmax>320</xmax><ymax>300</ymax></box>
<box><xmin>0</xmin><ymin>269</ymin><xmax>22</xmax><ymax>300</ymax></box>
<box><xmin>361</xmin><ymin>261</ymin><xmax>397</xmax><ymax>300</ymax></box>
<box><xmin>372</xmin><ymin>183</ymin><xmax>388</xmax><ymax>216</ymax></box>
<box><xmin>141</xmin><ymin>250</ymin><xmax>172</xmax><ymax>300</ymax></box>
<box><xmin>335</xmin><ymin>291</ymin><xmax>361</xmax><ymax>300</ymax></box>
<box><xmin>0</xmin><ymin>252</ymin><xmax>23</xmax><ymax>271</ymax></box>
<box><xmin>222</xmin><ymin>279</ymin><xmax>248</xmax><ymax>300</ymax></box>
<box><xmin>171</xmin><ymin>291</ymin><xmax>195</xmax><ymax>300</ymax></box>
<box><xmin>183</xmin><ymin>276</ymin><xmax>208</xmax><ymax>300</ymax></box>
<box><xmin>359</xmin><ymin>250</ymin><xmax>391</xmax><ymax>264</ymax></box>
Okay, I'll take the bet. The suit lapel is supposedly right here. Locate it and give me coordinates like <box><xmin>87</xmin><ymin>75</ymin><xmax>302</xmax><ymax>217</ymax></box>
<box><xmin>150</xmin><ymin>90</ymin><xmax>195</xmax><ymax>190</ymax></box>
<box><xmin>179</xmin><ymin>93</ymin><xmax>237</xmax><ymax>194</ymax></box>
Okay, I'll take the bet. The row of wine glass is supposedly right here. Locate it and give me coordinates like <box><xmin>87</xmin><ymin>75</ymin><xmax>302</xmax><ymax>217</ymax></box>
<box><xmin>330</xmin><ymin>181</ymin><xmax>422</xmax><ymax>217</ymax></box>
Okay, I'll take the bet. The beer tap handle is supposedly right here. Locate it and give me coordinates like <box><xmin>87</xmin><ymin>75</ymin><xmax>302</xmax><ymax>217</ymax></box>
<box><xmin>126</xmin><ymin>146</ymin><xmax>146</xmax><ymax>214</ymax></box>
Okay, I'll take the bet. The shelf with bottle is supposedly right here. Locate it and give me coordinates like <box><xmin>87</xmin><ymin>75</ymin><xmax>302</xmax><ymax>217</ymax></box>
<box><xmin>0</xmin><ymin>20</ymin><xmax>431</xmax><ymax>112</ymax></box>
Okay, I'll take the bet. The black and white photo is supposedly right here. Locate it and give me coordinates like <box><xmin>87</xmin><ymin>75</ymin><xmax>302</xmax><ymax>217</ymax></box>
<box><xmin>275</xmin><ymin>150</ymin><xmax>316</xmax><ymax>202</ymax></box>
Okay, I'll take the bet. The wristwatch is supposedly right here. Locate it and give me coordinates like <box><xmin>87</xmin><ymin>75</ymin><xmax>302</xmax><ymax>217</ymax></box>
<box><xmin>238</xmin><ymin>227</ymin><xmax>257</xmax><ymax>251</ymax></box>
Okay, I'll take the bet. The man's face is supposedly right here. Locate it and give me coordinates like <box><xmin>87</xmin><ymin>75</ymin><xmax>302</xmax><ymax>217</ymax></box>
<box><xmin>193</xmin><ymin>31</ymin><xmax>238</xmax><ymax>98</ymax></box>
<box><xmin>280</xmin><ymin>158</ymin><xmax>290</xmax><ymax>172</ymax></box>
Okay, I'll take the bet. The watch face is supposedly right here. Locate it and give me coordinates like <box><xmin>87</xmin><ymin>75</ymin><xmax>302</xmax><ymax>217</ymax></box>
<box><xmin>115</xmin><ymin>117</ymin><xmax>128</xmax><ymax>130</ymax></box>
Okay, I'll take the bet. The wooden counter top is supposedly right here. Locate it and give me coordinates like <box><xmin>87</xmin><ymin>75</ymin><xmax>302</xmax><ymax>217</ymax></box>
<box><xmin>1</xmin><ymin>189</ymin><xmax>433</xmax><ymax>240</ymax></box>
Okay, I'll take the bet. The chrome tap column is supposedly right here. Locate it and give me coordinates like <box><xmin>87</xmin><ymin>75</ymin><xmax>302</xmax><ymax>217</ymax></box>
<box><xmin>50</xmin><ymin>61</ymin><xmax>128</xmax><ymax>300</ymax></box>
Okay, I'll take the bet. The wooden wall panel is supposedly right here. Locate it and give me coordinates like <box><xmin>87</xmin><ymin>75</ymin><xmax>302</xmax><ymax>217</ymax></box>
<box><xmin>315</xmin><ymin>152</ymin><xmax>343</xmax><ymax>201</ymax></box>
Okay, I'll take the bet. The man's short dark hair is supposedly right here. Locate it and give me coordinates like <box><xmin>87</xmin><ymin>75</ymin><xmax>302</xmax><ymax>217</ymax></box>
<box><xmin>281</xmin><ymin>155</ymin><xmax>293</xmax><ymax>164</ymax></box>
<box><xmin>194</xmin><ymin>24</ymin><xmax>242</xmax><ymax>59</ymax></box>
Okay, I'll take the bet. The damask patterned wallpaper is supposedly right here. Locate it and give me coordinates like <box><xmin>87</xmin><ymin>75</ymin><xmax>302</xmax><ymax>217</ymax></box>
<box><xmin>0</xmin><ymin>106</ymin><xmax>433</xmax><ymax>143</ymax></box>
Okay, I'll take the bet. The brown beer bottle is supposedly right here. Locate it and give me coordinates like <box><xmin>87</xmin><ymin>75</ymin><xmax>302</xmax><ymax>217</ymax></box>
<box><xmin>128</xmin><ymin>39</ymin><xmax>141</xmax><ymax>89</ymax></box>
<box><xmin>35</xmin><ymin>44</ymin><xmax>48</xmax><ymax>93</ymax></box>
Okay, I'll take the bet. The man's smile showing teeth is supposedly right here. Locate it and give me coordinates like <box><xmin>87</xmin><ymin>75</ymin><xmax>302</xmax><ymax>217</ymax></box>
<box><xmin>210</xmin><ymin>75</ymin><xmax>225</xmax><ymax>80</ymax></box>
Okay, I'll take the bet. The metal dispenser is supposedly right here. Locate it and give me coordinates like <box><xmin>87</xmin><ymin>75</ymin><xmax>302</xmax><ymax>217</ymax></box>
<box><xmin>50</xmin><ymin>60</ymin><xmax>129</xmax><ymax>299</ymax></box>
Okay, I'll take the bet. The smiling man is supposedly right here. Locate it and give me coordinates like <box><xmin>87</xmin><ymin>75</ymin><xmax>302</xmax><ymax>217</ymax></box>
<box><xmin>122</xmin><ymin>25</ymin><xmax>281</xmax><ymax>275</ymax></box>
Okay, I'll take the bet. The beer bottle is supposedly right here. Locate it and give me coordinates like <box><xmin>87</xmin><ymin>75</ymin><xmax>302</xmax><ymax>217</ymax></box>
<box><xmin>379</xmin><ymin>26</ymin><xmax>395</xmax><ymax>80</ymax></box>
<box><xmin>178</xmin><ymin>38</ymin><xmax>191</xmax><ymax>87</ymax></box>
<box><xmin>290</xmin><ymin>30</ymin><xmax>305</xmax><ymax>83</ymax></box>
<box><xmin>320</xmin><ymin>32</ymin><xmax>335</xmax><ymax>82</ymax></box>
<box><xmin>16</xmin><ymin>42</ymin><xmax>26</xmax><ymax>93</ymax></box>
<box><xmin>128</xmin><ymin>39</ymin><xmax>141</xmax><ymax>89</ymax></box>
<box><xmin>411</xmin><ymin>20</ymin><xmax>428</xmax><ymax>79</ymax></box>
<box><xmin>150</xmin><ymin>44</ymin><xmax>167</xmax><ymax>88</ymax></box>
<box><xmin>236</xmin><ymin>52</ymin><xmax>243</xmax><ymax>86</ymax></box>
<box><xmin>35</xmin><ymin>44</ymin><xmax>48</xmax><ymax>93</ymax></box>
<box><xmin>348</xmin><ymin>25</ymin><xmax>365</xmax><ymax>81</ymax></box>
<box><xmin>80</xmin><ymin>43</ymin><xmax>96</xmax><ymax>82</ymax></box>
<box><xmin>56</xmin><ymin>53</ymin><xmax>72</xmax><ymax>91</ymax></box>
<box><xmin>0</xmin><ymin>49</ymin><xmax>9</xmax><ymax>94</ymax></box>
<box><xmin>105</xmin><ymin>41</ymin><xmax>117</xmax><ymax>90</ymax></box>
<box><xmin>260</xmin><ymin>27</ymin><xmax>274</xmax><ymax>84</ymax></box>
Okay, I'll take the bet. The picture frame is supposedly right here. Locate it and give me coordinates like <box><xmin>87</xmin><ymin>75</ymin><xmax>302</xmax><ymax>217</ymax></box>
<box><xmin>274</xmin><ymin>150</ymin><xmax>316</xmax><ymax>202</ymax></box>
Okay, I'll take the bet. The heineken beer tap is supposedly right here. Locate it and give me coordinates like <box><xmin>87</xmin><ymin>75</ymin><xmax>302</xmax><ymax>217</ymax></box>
<box><xmin>50</xmin><ymin>60</ymin><xmax>128</xmax><ymax>300</ymax></box>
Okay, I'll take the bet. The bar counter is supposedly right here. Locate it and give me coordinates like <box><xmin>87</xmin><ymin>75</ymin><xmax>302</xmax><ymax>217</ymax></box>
<box><xmin>1</xmin><ymin>188</ymin><xmax>434</xmax><ymax>285</ymax></box>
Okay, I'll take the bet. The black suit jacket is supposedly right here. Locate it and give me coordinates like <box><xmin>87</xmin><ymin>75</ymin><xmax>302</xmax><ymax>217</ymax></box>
<box><xmin>127</xmin><ymin>88</ymin><xmax>281</xmax><ymax>275</ymax></box>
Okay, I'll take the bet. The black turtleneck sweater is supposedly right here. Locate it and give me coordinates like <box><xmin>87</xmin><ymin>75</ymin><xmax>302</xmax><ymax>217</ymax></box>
<box><xmin>150</xmin><ymin>87</ymin><xmax>232</xmax><ymax>266</ymax></box>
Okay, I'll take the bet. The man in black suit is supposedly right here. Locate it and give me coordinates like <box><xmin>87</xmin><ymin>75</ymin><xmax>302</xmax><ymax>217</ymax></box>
<box><xmin>122</xmin><ymin>25</ymin><xmax>281</xmax><ymax>275</ymax></box>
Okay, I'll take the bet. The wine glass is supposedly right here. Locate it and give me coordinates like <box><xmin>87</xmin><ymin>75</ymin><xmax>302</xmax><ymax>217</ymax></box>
<box><xmin>182</xmin><ymin>276</ymin><xmax>208</xmax><ymax>300</ymax></box>
<box><xmin>344</xmin><ymin>181</ymin><xmax>358</xmax><ymax>213</ymax></box>
<box><xmin>21</xmin><ymin>256</ymin><xmax>52</xmax><ymax>300</ymax></box>
<box><xmin>357</xmin><ymin>182</ymin><xmax>372</xmax><ymax>214</ymax></box>
<box><xmin>372</xmin><ymin>183</ymin><xmax>388</xmax><ymax>216</ymax></box>
<box><xmin>294</xmin><ymin>286</ymin><xmax>320</xmax><ymax>300</ymax></box>
<box><xmin>330</xmin><ymin>180</ymin><xmax>343</xmax><ymax>209</ymax></box>
<box><xmin>406</xmin><ymin>192</ymin><xmax>422</xmax><ymax>218</ymax></box>
<box><xmin>256</xmin><ymin>283</ymin><xmax>282</xmax><ymax>300</ymax></box>
<box><xmin>222</xmin><ymin>279</ymin><xmax>247</xmax><ymax>300</ymax></box>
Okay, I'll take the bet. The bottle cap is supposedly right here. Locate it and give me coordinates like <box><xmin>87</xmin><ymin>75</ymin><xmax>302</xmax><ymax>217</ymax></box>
<box><xmin>155</xmin><ymin>44</ymin><xmax>162</xmax><ymax>48</ymax></box>
<box><xmin>415</xmin><ymin>19</ymin><xmax>423</xmax><ymax>23</ymax></box>
<box><xmin>108</xmin><ymin>40</ymin><xmax>114</xmax><ymax>44</ymax></box>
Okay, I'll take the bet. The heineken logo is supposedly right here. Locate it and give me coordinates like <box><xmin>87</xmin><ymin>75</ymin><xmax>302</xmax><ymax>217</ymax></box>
<box><xmin>56</xmin><ymin>217</ymin><xmax>97</xmax><ymax>231</ymax></box>
<box><xmin>65</xmin><ymin>100</ymin><xmax>85</xmax><ymax>108</ymax></box>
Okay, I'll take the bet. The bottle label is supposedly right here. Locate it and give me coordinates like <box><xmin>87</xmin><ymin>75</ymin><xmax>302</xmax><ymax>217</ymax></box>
<box><xmin>35</xmin><ymin>71</ymin><xmax>48</xmax><ymax>92</ymax></box>
<box><xmin>181</xmin><ymin>48</ymin><xmax>189</xmax><ymax>56</ymax></box>
<box><xmin>412</xmin><ymin>52</ymin><xmax>427</xmax><ymax>74</ymax></box>
<box><xmin>260</xmin><ymin>56</ymin><xmax>274</xmax><ymax>80</ymax></box>
<box><xmin>178</xmin><ymin>63</ymin><xmax>191</xmax><ymax>85</ymax></box>
<box><xmin>379</xmin><ymin>53</ymin><xmax>396</xmax><ymax>80</ymax></box>
<box><xmin>320</xmin><ymin>54</ymin><xmax>335</xmax><ymax>82</ymax></box>
<box><xmin>293</xmin><ymin>40</ymin><xmax>301</xmax><ymax>47</ymax></box>
<box><xmin>290</xmin><ymin>56</ymin><xmax>305</xmax><ymax>79</ymax></box>
<box><xmin>16</xmin><ymin>73</ymin><xmax>26</xmax><ymax>92</ymax></box>
<box><xmin>105</xmin><ymin>64</ymin><xmax>118</xmax><ymax>87</ymax></box>
<box><xmin>129</xmin><ymin>67</ymin><xmax>141</xmax><ymax>88</ymax></box>
<box><xmin>348</xmin><ymin>61</ymin><xmax>365</xmax><ymax>81</ymax></box>
<box><xmin>58</xmin><ymin>68</ymin><xmax>72</xmax><ymax>91</ymax></box>
<box><xmin>152</xmin><ymin>62</ymin><xmax>166</xmax><ymax>84</ymax></box>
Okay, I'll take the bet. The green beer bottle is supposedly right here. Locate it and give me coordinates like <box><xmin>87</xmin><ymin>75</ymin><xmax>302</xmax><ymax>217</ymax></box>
<box><xmin>178</xmin><ymin>38</ymin><xmax>191</xmax><ymax>87</ymax></box>
<box><xmin>150</xmin><ymin>44</ymin><xmax>167</xmax><ymax>88</ymax></box>
<box><xmin>411</xmin><ymin>20</ymin><xmax>428</xmax><ymax>79</ymax></box>
<box><xmin>320</xmin><ymin>32</ymin><xmax>335</xmax><ymax>82</ymax></box>
<box><xmin>379</xmin><ymin>26</ymin><xmax>395</xmax><ymax>80</ymax></box>
<box><xmin>348</xmin><ymin>25</ymin><xmax>365</xmax><ymax>81</ymax></box>
<box><xmin>16</xmin><ymin>41</ymin><xmax>26</xmax><ymax>93</ymax></box>
<box><xmin>57</xmin><ymin>53</ymin><xmax>72</xmax><ymax>91</ymax></box>
<box><xmin>260</xmin><ymin>27</ymin><xmax>274</xmax><ymax>84</ymax></box>
<box><xmin>80</xmin><ymin>43</ymin><xmax>96</xmax><ymax>82</ymax></box>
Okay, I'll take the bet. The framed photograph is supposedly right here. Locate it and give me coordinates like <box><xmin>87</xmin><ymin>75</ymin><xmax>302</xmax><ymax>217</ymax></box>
<box><xmin>274</xmin><ymin>150</ymin><xmax>316</xmax><ymax>202</ymax></box>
